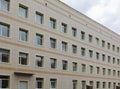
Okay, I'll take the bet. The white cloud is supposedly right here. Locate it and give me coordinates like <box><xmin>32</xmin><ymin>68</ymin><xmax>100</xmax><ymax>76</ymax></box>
<box><xmin>60</xmin><ymin>0</ymin><xmax>120</xmax><ymax>35</ymax></box>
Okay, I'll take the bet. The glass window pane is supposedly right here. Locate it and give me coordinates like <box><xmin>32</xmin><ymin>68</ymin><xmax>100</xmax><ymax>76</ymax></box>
<box><xmin>0</xmin><ymin>24</ymin><xmax>9</xmax><ymax>37</ymax></box>
<box><xmin>20</xmin><ymin>81</ymin><xmax>28</xmax><ymax>89</ymax></box>
<box><xmin>19</xmin><ymin>5</ymin><xmax>27</xmax><ymax>18</ymax></box>
<box><xmin>19</xmin><ymin>29</ymin><xmax>27</xmax><ymax>41</ymax></box>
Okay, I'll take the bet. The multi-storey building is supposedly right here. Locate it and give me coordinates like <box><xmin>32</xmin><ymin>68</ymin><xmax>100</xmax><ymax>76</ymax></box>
<box><xmin>0</xmin><ymin>0</ymin><xmax>120</xmax><ymax>89</ymax></box>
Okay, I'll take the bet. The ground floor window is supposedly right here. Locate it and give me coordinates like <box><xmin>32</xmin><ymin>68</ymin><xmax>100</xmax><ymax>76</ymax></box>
<box><xmin>0</xmin><ymin>75</ymin><xmax>9</xmax><ymax>89</ymax></box>
<box><xmin>50</xmin><ymin>79</ymin><xmax>57</xmax><ymax>89</ymax></box>
<box><xmin>36</xmin><ymin>78</ymin><xmax>44</xmax><ymax>89</ymax></box>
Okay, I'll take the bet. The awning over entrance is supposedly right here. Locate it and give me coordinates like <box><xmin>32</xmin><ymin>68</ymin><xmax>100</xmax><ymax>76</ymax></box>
<box><xmin>14</xmin><ymin>72</ymin><xmax>34</xmax><ymax>76</ymax></box>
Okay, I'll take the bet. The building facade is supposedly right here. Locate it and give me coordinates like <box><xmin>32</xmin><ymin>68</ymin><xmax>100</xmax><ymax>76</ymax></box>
<box><xmin>0</xmin><ymin>0</ymin><xmax>120</xmax><ymax>89</ymax></box>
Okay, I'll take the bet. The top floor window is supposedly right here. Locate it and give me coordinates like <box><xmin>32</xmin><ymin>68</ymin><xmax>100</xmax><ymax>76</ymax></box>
<box><xmin>0</xmin><ymin>23</ymin><xmax>9</xmax><ymax>37</ymax></box>
<box><xmin>19</xmin><ymin>4</ymin><xmax>28</xmax><ymax>18</ymax></box>
<box><xmin>72</xmin><ymin>27</ymin><xmax>77</xmax><ymax>37</ymax></box>
<box><xmin>50</xmin><ymin>18</ymin><xmax>56</xmax><ymax>29</ymax></box>
<box><xmin>61</xmin><ymin>23</ymin><xmax>67</xmax><ymax>33</ymax></box>
<box><xmin>0</xmin><ymin>0</ymin><xmax>9</xmax><ymax>11</ymax></box>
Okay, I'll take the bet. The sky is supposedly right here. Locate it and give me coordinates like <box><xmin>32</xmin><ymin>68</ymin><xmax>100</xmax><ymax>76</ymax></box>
<box><xmin>60</xmin><ymin>0</ymin><xmax>120</xmax><ymax>35</ymax></box>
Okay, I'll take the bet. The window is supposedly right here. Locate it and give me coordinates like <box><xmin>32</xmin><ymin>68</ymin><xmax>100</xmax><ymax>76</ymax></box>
<box><xmin>96</xmin><ymin>37</ymin><xmax>99</xmax><ymax>45</ymax></box>
<box><xmin>89</xmin><ymin>50</ymin><xmax>93</xmax><ymax>58</ymax></box>
<box><xmin>118</xmin><ymin>83</ymin><xmax>120</xmax><ymax>86</ymax></box>
<box><xmin>50</xmin><ymin>58</ymin><xmax>57</xmax><ymax>69</ymax></box>
<box><xmin>50</xmin><ymin>79</ymin><xmax>57</xmax><ymax>89</ymax></box>
<box><xmin>81</xmin><ymin>31</ymin><xmax>85</xmax><ymax>40</ymax></box>
<box><xmin>113</xmin><ymin>57</ymin><xmax>116</xmax><ymax>64</ymax></box>
<box><xmin>108</xmin><ymin>82</ymin><xmax>111</xmax><ymax>88</ymax></box>
<box><xmin>72</xmin><ymin>27</ymin><xmax>77</xmax><ymax>37</ymax></box>
<box><xmin>20</xmin><ymin>81</ymin><xmax>28</xmax><ymax>89</ymax></box>
<box><xmin>0</xmin><ymin>0</ymin><xmax>9</xmax><ymax>11</ymax></box>
<box><xmin>19</xmin><ymin>4</ymin><xmax>28</xmax><ymax>18</ymax></box>
<box><xmin>117</xmin><ymin>59</ymin><xmax>120</xmax><ymax>65</ymax></box>
<box><xmin>102</xmin><ymin>54</ymin><xmax>105</xmax><ymax>61</ymax></box>
<box><xmin>72</xmin><ymin>45</ymin><xmax>77</xmax><ymax>54</ymax></box>
<box><xmin>62</xmin><ymin>41</ymin><xmax>67</xmax><ymax>52</ymax></box>
<box><xmin>88</xmin><ymin>34</ymin><xmax>92</xmax><ymax>42</ymax></box>
<box><xmin>73</xmin><ymin>80</ymin><xmax>77</xmax><ymax>89</ymax></box>
<box><xmin>96</xmin><ymin>67</ymin><xmax>100</xmax><ymax>74</ymax></box>
<box><xmin>0</xmin><ymin>75</ymin><xmax>9</xmax><ymax>89</ymax></box>
<box><xmin>96</xmin><ymin>81</ymin><xmax>100</xmax><ymax>88</ymax></box>
<box><xmin>102</xmin><ymin>40</ymin><xmax>105</xmax><ymax>47</ymax></box>
<box><xmin>36</xmin><ymin>12</ymin><xmax>43</xmax><ymax>24</ymax></box>
<box><xmin>50</xmin><ymin>18</ymin><xmax>56</xmax><ymax>29</ymax></box>
<box><xmin>19</xmin><ymin>29</ymin><xmax>28</xmax><ymax>41</ymax></box>
<box><xmin>19</xmin><ymin>52</ymin><xmax>28</xmax><ymax>65</ymax></box>
<box><xmin>36</xmin><ymin>55</ymin><xmax>43</xmax><ymax>67</ymax></box>
<box><xmin>0</xmin><ymin>23</ymin><xmax>9</xmax><ymax>37</ymax></box>
<box><xmin>108</xmin><ymin>69</ymin><xmax>111</xmax><ymax>75</ymax></box>
<box><xmin>81</xmin><ymin>48</ymin><xmax>85</xmax><ymax>56</ymax></box>
<box><xmin>103</xmin><ymin>68</ymin><xmax>106</xmax><ymax>75</ymax></box>
<box><xmin>50</xmin><ymin>38</ymin><xmax>56</xmax><ymax>49</ymax></box>
<box><xmin>113</xmin><ymin>83</ymin><xmax>116</xmax><ymax>89</ymax></box>
<box><xmin>36</xmin><ymin>78</ymin><xmax>44</xmax><ymax>89</ymax></box>
<box><xmin>82</xmin><ymin>81</ymin><xmax>86</xmax><ymax>89</ymax></box>
<box><xmin>117</xmin><ymin>47</ymin><xmax>119</xmax><ymax>53</ymax></box>
<box><xmin>62</xmin><ymin>60</ymin><xmax>67</xmax><ymax>70</ymax></box>
<box><xmin>108</xmin><ymin>56</ymin><xmax>111</xmax><ymax>63</ymax></box>
<box><xmin>90</xmin><ymin>65</ymin><xmax>93</xmax><ymax>74</ymax></box>
<box><xmin>82</xmin><ymin>64</ymin><xmax>86</xmax><ymax>72</ymax></box>
<box><xmin>0</xmin><ymin>49</ymin><xmax>9</xmax><ymax>63</ymax></box>
<box><xmin>118</xmin><ymin>71</ymin><xmax>120</xmax><ymax>77</ymax></box>
<box><xmin>112</xmin><ymin>45</ymin><xmax>115</xmax><ymax>51</ymax></box>
<box><xmin>90</xmin><ymin>81</ymin><xmax>94</xmax><ymax>86</ymax></box>
<box><xmin>72</xmin><ymin>62</ymin><xmax>77</xmax><ymax>71</ymax></box>
<box><xmin>113</xmin><ymin>70</ymin><xmax>116</xmax><ymax>76</ymax></box>
<box><xmin>107</xmin><ymin>42</ymin><xmax>110</xmax><ymax>49</ymax></box>
<box><xmin>61</xmin><ymin>23</ymin><xmax>67</xmax><ymax>33</ymax></box>
<box><xmin>96</xmin><ymin>52</ymin><xmax>99</xmax><ymax>60</ymax></box>
<box><xmin>36</xmin><ymin>34</ymin><xmax>43</xmax><ymax>45</ymax></box>
<box><xmin>103</xmin><ymin>82</ymin><xmax>106</xmax><ymax>88</ymax></box>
